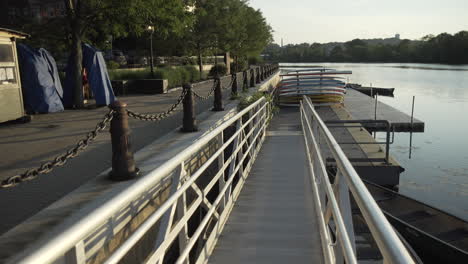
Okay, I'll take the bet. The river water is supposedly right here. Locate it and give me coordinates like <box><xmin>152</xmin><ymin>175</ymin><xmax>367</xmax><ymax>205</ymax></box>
<box><xmin>281</xmin><ymin>62</ymin><xmax>468</xmax><ymax>221</ymax></box>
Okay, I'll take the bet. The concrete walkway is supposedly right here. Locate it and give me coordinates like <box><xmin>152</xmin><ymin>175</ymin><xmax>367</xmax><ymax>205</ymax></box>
<box><xmin>0</xmin><ymin>77</ymin><xmax>234</xmax><ymax>235</ymax></box>
<box><xmin>208</xmin><ymin>108</ymin><xmax>324</xmax><ymax>264</ymax></box>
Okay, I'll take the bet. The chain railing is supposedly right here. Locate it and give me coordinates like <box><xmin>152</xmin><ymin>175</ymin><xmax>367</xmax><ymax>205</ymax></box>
<box><xmin>192</xmin><ymin>79</ymin><xmax>218</xmax><ymax>100</ymax></box>
<box><xmin>0</xmin><ymin>65</ymin><xmax>279</xmax><ymax>189</ymax></box>
<box><xmin>0</xmin><ymin>109</ymin><xmax>115</xmax><ymax>188</ymax></box>
<box><xmin>127</xmin><ymin>89</ymin><xmax>187</xmax><ymax>121</ymax></box>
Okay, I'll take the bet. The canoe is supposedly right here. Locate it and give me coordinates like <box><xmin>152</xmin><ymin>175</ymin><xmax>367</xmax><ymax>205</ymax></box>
<box><xmin>277</xmin><ymin>67</ymin><xmax>352</xmax><ymax>106</ymax></box>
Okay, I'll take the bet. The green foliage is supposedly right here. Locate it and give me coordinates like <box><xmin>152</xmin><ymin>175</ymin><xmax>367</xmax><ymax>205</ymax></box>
<box><xmin>230</xmin><ymin>58</ymin><xmax>248</xmax><ymax>72</ymax></box>
<box><xmin>248</xmin><ymin>56</ymin><xmax>263</xmax><ymax>66</ymax></box>
<box><xmin>263</xmin><ymin>30</ymin><xmax>468</xmax><ymax>64</ymax></box>
<box><xmin>238</xmin><ymin>92</ymin><xmax>273</xmax><ymax>110</ymax></box>
<box><xmin>209</xmin><ymin>64</ymin><xmax>228</xmax><ymax>76</ymax></box>
<box><xmin>106</xmin><ymin>61</ymin><xmax>121</xmax><ymax>70</ymax></box>
<box><xmin>109</xmin><ymin>66</ymin><xmax>202</xmax><ymax>88</ymax></box>
<box><xmin>185</xmin><ymin>0</ymin><xmax>272</xmax><ymax>72</ymax></box>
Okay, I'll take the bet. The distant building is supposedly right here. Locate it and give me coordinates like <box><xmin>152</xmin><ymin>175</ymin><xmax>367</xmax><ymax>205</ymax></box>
<box><xmin>395</xmin><ymin>34</ymin><xmax>400</xmax><ymax>40</ymax></box>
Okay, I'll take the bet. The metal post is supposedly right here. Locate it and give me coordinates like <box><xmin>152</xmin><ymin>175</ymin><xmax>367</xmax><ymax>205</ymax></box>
<box><xmin>374</xmin><ymin>94</ymin><xmax>378</xmax><ymax>138</ymax></box>
<box><xmin>256</xmin><ymin>67</ymin><xmax>261</xmax><ymax>84</ymax></box>
<box><xmin>231</xmin><ymin>73</ymin><xmax>238</xmax><ymax>97</ymax></box>
<box><xmin>409</xmin><ymin>96</ymin><xmax>415</xmax><ymax>159</ymax></box>
<box><xmin>213</xmin><ymin>77</ymin><xmax>224</xmax><ymax>111</ymax></box>
<box><xmin>243</xmin><ymin>70</ymin><xmax>248</xmax><ymax>91</ymax></box>
<box><xmin>182</xmin><ymin>83</ymin><xmax>198</xmax><ymax>132</ymax></box>
<box><xmin>109</xmin><ymin>101</ymin><xmax>138</xmax><ymax>181</ymax></box>
<box><xmin>250</xmin><ymin>69</ymin><xmax>255</xmax><ymax>88</ymax></box>
<box><xmin>149</xmin><ymin>31</ymin><xmax>154</xmax><ymax>78</ymax></box>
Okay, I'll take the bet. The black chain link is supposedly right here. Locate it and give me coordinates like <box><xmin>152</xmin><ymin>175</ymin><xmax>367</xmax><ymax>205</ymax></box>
<box><xmin>1</xmin><ymin>110</ymin><xmax>115</xmax><ymax>188</ymax></box>
<box><xmin>192</xmin><ymin>79</ymin><xmax>218</xmax><ymax>100</ymax></box>
<box><xmin>127</xmin><ymin>89</ymin><xmax>187</xmax><ymax>121</ymax></box>
<box><xmin>221</xmin><ymin>76</ymin><xmax>236</xmax><ymax>90</ymax></box>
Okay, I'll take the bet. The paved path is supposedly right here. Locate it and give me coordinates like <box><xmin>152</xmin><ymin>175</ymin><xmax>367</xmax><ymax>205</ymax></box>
<box><xmin>208</xmin><ymin>108</ymin><xmax>324</xmax><ymax>264</ymax></box>
<box><xmin>0</xmin><ymin>77</ymin><xmax>236</xmax><ymax>235</ymax></box>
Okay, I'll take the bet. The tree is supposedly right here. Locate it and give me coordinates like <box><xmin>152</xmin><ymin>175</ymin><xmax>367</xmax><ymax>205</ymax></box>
<box><xmin>185</xmin><ymin>0</ymin><xmax>273</xmax><ymax>75</ymax></box>
<box><xmin>63</xmin><ymin>0</ymin><xmax>192</xmax><ymax>108</ymax></box>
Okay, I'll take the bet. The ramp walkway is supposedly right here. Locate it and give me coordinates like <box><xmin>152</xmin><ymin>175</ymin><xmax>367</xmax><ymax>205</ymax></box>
<box><xmin>208</xmin><ymin>108</ymin><xmax>323</xmax><ymax>264</ymax></box>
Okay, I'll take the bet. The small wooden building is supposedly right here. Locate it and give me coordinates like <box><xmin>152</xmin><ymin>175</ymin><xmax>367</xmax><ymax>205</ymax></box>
<box><xmin>0</xmin><ymin>28</ymin><xmax>28</xmax><ymax>122</ymax></box>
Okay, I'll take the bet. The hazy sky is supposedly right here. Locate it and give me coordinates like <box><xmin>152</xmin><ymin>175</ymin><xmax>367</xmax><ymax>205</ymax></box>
<box><xmin>248</xmin><ymin>0</ymin><xmax>468</xmax><ymax>44</ymax></box>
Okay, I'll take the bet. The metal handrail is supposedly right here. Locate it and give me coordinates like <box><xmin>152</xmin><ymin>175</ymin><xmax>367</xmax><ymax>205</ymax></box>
<box><xmin>300</xmin><ymin>96</ymin><xmax>415</xmax><ymax>264</ymax></box>
<box><xmin>8</xmin><ymin>98</ymin><xmax>269</xmax><ymax>264</ymax></box>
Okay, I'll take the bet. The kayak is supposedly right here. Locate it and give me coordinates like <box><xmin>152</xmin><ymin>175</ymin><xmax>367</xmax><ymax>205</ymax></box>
<box><xmin>277</xmin><ymin>67</ymin><xmax>352</xmax><ymax>106</ymax></box>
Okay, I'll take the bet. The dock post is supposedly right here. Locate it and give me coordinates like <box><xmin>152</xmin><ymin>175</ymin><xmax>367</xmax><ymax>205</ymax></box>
<box><xmin>250</xmin><ymin>69</ymin><xmax>255</xmax><ymax>88</ymax></box>
<box><xmin>109</xmin><ymin>101</ymin><xmax>138</xmax><ymax>181</ymax></box>
<box><xmin>213</xmin><ymin>76</ymin><xmax>224</xmax><ymax>111</ymax></box>
<box><xmin>182</xmin><ymin>83</ymin><xmax>198</xmax><ymax>132</ymax></box>
<box><xmin>256</xmin><ymin>67</ymin><xmax>261</xmax><ymax>84</ymax></box>
<box><xmin>231</xmin><ymin>73</ymin><xmax>238</xmax><ymax>97</ymax></box>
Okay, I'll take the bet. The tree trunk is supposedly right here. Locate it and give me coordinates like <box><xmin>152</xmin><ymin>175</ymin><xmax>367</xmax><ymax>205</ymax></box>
<box><xmin>65</xmin><ymin>0</ymin><xmax>84</xmax><ymax>108</ymax></box>
<box><xmin>197</xmin><ymin>43</ymin><xmax>203</xmax><ymax>79</ymax></box>
<box><xmin>70</xmin><ymin>25</ymin><xmax>84</xmax><ymax>108</ymax></box>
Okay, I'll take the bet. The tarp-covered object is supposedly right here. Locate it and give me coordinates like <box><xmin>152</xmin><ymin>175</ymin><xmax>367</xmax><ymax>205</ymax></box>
<box><xmin>63</xmin><ymin>44</ymin><xmax>116</xmax><ymax>107</ymax></box>
<box><xmin>16</xmin><ymin>44</ymin><xmax>64</xmax><ymax>113</ymax></box>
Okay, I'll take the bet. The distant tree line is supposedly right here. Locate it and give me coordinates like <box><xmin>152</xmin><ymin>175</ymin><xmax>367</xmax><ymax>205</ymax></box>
<box><xmin>5</xmin><ymin>0</ymin><xmax>272</xmax><ymax>108</ymax></box>
<box><xmin>264</xmin><ymin>31</ymin><xmax>468</xmax><ymax>64</ymax></box>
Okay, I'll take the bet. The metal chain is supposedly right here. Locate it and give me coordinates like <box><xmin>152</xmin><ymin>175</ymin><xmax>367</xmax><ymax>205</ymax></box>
<box><xmin>1</xmin><ymin>110</ymin><xmax>115</xmax><ymax>188</ymax></box>
<box><xmin>127</xmin><ymin>89</ymin><xmax>187</xmax><ymax>121</ymax></box>
<box><xmin>221</xmin><ymin>76</ymin><xmax>236</xmax><ymax>90</ymax></box>
<box><xmin>192</xmin><ymin>79</ymin><xmax>218</xmax><ymax>100</ymax></box>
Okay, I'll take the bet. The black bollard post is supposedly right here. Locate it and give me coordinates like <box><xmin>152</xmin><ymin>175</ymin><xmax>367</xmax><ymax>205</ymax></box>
<box><xmin>109</xmin><ymin>101</ymin><xmax>138</xmax><ymax>181</ymax></box>
<box><xmin>182</xmin><ymin>83</ymin><xmax>198</xmax><ymax>132</ymax></box>
<box><xmin>231</xmin><ymin>73</ymin><xmax>238</xmax><ymax>97</ymax></box>
<box><xmin>243</xmin><ymin>70</ymin><xmax>248</xmax><ymax>91</ymax></box>
<box><xmin>256</xmin><ymin>67</ymin><xmax>261</xmax><ymax>84</ymax></box>
<box><xmin>213</xmin><ymin>77</ymin><xmax>224</xmax><ymax>111</ymax></box>
<box><xmin>250</xmin><ymin>69</ymin><xmax>255</xmax><ymax>88</ymax></box>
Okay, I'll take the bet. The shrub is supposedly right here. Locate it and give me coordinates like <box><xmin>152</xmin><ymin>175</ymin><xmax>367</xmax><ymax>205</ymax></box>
<box><xmin>248</xmin><ymin>56</ymin><xmax>263</xmax><ymax>66</ymax></box>
<box><xmin>108</xmin><ymin>66</ymin><xmax>202</xmax><ymax>88</ymax></box>
<box><xmin>209</xmin><ymin>64</ymin><xmax>228</xmax><ymax>77</ymax></box>
<box><xmin>107</xmin><ymin>61</ymin><xmax>120</xmax><ymax>70</ymax></box>
<box><xmin>231</xmin><ymin>58</ymin><xmax>248</xmax><ymax>72</ymax></box>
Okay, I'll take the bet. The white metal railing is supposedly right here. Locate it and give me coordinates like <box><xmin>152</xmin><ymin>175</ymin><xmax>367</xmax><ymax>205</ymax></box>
<box><xmin>9</xmin><ymin>97</ymin><xmax>270</xmax><ymax>264</ymax></box>
<box><xmin>300</xmin><ymin>96</ymin><xmax>416</xmax><ymax>264</ymax></box>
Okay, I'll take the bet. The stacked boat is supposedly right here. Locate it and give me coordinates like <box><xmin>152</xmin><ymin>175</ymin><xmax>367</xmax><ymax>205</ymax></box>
<box><xmin>277</xmin><ymin>68</ymin><xmax>352</xmax><ymax>106</ymax></box>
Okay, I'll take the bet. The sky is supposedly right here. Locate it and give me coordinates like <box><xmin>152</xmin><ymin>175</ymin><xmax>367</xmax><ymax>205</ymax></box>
<box><xmin>248</xmin><ymin>0</ymin><xmax>468</xmax><ymax>44</ymax></box>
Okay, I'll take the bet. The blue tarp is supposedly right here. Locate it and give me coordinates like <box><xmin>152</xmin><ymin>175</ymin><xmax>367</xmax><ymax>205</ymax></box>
<box><xmin>16</xmin><ymin>44</ymin><xmax>64</xmax><ymax>113</ymax></box>
<box><xmin>63</xmin><ymin>44</ymin><xmax>116</xmax><ymax>107</ymax></box>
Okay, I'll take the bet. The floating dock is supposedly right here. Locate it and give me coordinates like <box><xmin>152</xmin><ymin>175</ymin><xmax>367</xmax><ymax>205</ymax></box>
<box><xmin>343</xmin><ymin>89</ymin><xmax>424</xmax><ymax>132</ymax></box>
<box><xmin>346</xmin><ymin>83</ymin><xmax>395</xmax><ymax>97</ymax></box>
<box><xmin>316</xmin><ymin>105</ymin><xmax>403</xmax><ymax>187</ymax></box>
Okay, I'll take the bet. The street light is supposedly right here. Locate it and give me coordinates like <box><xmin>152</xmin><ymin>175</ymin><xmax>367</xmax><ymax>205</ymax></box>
<box><xmin>147</xmin><ymin>25</ymin><xmax>155</xmax><ymax>77</ymax></box>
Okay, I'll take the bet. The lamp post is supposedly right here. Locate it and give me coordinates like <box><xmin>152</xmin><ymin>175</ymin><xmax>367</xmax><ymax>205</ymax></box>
<box><xmin>147</xmin><ymin>25</ymin><xmax>155</xmax><ymax>77</ymax></box>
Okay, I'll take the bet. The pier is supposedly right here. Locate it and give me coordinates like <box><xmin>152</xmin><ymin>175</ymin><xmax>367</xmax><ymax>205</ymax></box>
<box><xmin>2</xmin><ymin>66</ymin><xmax>466</xmax><ymax>264</ymax></box>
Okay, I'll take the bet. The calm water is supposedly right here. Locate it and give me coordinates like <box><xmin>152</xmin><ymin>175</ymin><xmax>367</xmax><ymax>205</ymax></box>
<box><xmin>281</xmin><ymin>62</ymin><xmax>468</xmax><ymax>221</ymax></box>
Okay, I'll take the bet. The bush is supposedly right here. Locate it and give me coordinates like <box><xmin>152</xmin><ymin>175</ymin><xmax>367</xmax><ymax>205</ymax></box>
<box><xmin>107</xmin><ymin>61</ymin><xmax>120</xmax><ymax>70</ymax></box>
<box><xmin>209</xmin><ymin>64</ymin><xmax>228</xmax><ymax>77</ymax></box>
<box><xmin>231</xmin><ymin>58</ymin><xmax>248</xmax><ymax>72</ymax></box>
<box><xmin>248</xmin><ymin>56</ymin><xmax>263</xmax><ymax>66</ymax></box>
<box><xmin>238</xmin><ymin>91</ymin><xmax>271</xmax><ymax>110</ymax></box>
<box><xmin>108</xmin><ymin>66</ymin><xmax>203</xmax><ymax>88</ymax></box>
